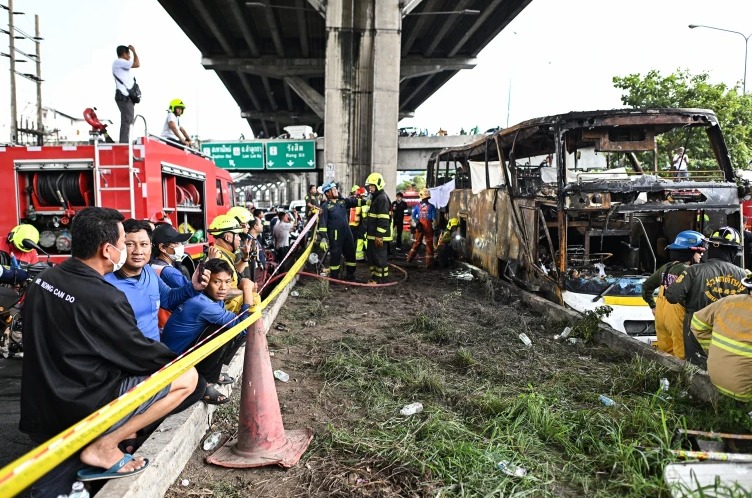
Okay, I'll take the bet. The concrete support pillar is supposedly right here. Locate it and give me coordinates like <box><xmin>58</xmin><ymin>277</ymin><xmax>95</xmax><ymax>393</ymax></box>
<box><xmin>324</xmin><ymin>0</ymin><xmax>401</xmax><ymax>197</ymax></box>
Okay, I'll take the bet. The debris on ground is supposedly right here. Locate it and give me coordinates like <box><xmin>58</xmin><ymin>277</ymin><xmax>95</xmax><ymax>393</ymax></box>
<box><xmin>399</xmin><ymin>402</ymin><xmax>424</xmax><ymax>416</ymax></box>
<box><xmin>273</xmin><ymin>370</ymin><xmax>290</xmax><ymax>382</ymax></box>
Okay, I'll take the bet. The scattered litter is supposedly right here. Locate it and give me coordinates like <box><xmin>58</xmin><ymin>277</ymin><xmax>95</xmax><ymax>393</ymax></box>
<box><xmin>599</xmin><ymin>394</ymin><xmax>615</xmax><ymax>407</ymax></box>
<box><xmin>578</xmin><ymin>356</ymin><xmax>592</xmax><ymax>361</ymax></box>
<box><xmin>560</xmin><ymin>326</ymin><xmax>572</xmax><ymax>339</ymax></box>
<box><xmin>274</xmin><ymin>323</ymin><xmax>288</xmax><ymax>331</ymax></box>
<box><xmin>290</xmin><ymin>290</ymin><xmax>300</xmax><ymax>297</ymax></box>
<box><xmin>567</xmin><ymin>337</ymin><xmax>580</xmax><ymax>345</ymax></box>
<box><xmin>274</xmin><ymin>370</ymin><xmax>290</xmax><ymax>382</ymax></box>
<box><xmin>202</xmin><ymin>431</ymin><xmax>222</xmax><ymax>451</ymax></box>
<box><xmin>518</xmin><ymin>333</ymin><xmax>532</xmax><ymax>347</ymax></box>
<box><xmin>660</xmin><ymin>378</ymin><xmax>670</xmax><ymax>392</ymax></box>
<box><xmin>497</xmin><ymin>461</ymin><xmax>527</xmax><ymax>477</ymax></box>
<box><xmin>400</xmin><ymin>402</ymin><xmax>424</xmax><ymax>416</ymax></box>
<box><xmin>449</xmin><ymin>270</ymin><xmax>474</xmax><ymax>281</ymax></box>
<box><xmin>356</xmin><ymin>478</ymin><xmax>370</xmax><ymax>485</ymax></box>
<box><xmin>180</xmin><ymin>479</ymin><xmax>190</xmax><ymax>487</ymax></box>
<box><xmin>304</xmin><ymin>319</ymin><xmax>316</xmax><ymax>327</ymax></box>
<box><xmin>269</xmin><ymin>351</ymin><xmax>275</xmax><ymax>357</ymax></box>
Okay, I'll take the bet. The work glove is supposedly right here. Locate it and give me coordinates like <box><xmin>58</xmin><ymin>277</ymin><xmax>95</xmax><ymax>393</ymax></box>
<box><xmin>374</xmin><ymin>237</ymin><xmax>384</xmax><ymax>248</ymax></box>
<box><xmin>320</xmin><ymin>237</ymin><xmax>329</xmax><ymax>252</ymax></box>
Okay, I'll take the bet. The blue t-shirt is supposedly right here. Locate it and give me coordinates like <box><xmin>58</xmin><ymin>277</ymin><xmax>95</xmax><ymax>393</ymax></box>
<box><xmin>162</xmin><ymin>294</ymin><xmax>250</xmax><ymax>354</ymax></box>
<box><xmin>150</xmin><ymin>261</ymin><xmax>191</xmax><ymax>289</ymax></box>
<box><xmin>104</xmin><ymin>265</ymin><xmax>198</xmax><ymax>341</ymax></box>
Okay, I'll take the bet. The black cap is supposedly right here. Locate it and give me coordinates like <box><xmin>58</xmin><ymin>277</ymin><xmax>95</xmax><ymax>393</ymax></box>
<box><xmin>153</xmin><ymin>224</ymin><xmax>192</xmax><ymax>245</ymax></box>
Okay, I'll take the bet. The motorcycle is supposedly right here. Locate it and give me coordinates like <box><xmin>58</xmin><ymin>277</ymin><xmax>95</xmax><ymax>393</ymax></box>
<box><xmin>0</xmin><ymin>246</ymin><xmax>54</xmax><ymax>358</ymax></box>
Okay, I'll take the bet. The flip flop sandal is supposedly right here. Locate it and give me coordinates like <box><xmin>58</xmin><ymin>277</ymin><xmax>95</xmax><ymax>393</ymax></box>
<box><xmin>203</xmin><ymin>384</ymin><xmax>231</xmax><ymax>405</ymax></box>
<box><xmin>216</xmin><ymin>373</ymin><xmax>235</xmax><ymax>385</ymax></box>
<box><xmin>76</xmin><ymin>454</ymin><xmax>149</xmax><ymax>482</ymax></box>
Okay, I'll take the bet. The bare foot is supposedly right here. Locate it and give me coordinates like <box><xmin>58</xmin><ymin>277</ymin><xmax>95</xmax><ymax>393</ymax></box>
<box><xmin>80</xmin><ymin>441</ymin><xmax>146</xmax><ymax>473</ymax></box>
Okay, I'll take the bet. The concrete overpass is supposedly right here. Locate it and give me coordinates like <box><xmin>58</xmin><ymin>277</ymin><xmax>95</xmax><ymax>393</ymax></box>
<box><xmin>158</xmin><ymin>0</ymin><xmax>531</xmax><ymax>196</ymax></box>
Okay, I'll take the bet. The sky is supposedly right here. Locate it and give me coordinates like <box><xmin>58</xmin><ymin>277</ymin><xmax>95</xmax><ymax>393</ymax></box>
<box><xmin>1</xmin><ymin>0</ymin><xmax>752</xmax><ymax>142</ymax></box>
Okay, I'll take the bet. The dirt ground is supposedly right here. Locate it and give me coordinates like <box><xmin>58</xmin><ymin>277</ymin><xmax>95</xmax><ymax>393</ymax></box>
<box><xmin>162</xmin><ymin>253</ymin><xmax>745</xmax><ymax>498</ymax></box>
<box><xmin>166</xmin><ymin>253</ymin><xmax>624</xmax><ymax>497</ymax></box>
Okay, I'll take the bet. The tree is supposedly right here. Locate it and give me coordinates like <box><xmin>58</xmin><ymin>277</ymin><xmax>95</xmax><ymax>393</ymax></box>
<box><xmin>613</xmin><ymin>69</ymin><xmax>752</xmax><ymax>171</ymax></box>
<box><xmin>396</xmin><ymin>174</ymin><xmax>425</xmax><ymax>193</ymax></box>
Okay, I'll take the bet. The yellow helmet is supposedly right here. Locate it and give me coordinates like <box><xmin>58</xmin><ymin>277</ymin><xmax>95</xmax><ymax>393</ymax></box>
<box><xmin>351</xmin><ymin>185</ymin><xmax>361</xmax><ymax>193</ymax></box>
<box><xmin>419</xmin><ymin>187</ymin><xmax>431</xmax><ymax>200</ymax></box>
<box><xmin>169</xmin><ymin>98</ymin><xmax>186</xmax><ymax>113</ymax></box>
<box><xmin>364</xmin><ymin>172</ymin><xmax>385</xmax><ymax>191</ymax></box>
<box><xmin>208</xmin><ymin>214</ymin><xmax>242</xmax><ymax>237</ymax></box>
<box><xmin>226</xmin><ymin>206</ymin><xmax>252</xmax><ymax>224</ymax></box>
<box><xmin>447</xmin><ymin>218</ymin><xmax>459</xmax><ymax>229</ymax></box>
<box><xmin>9</xmin><ymin>224</ymin><xmax>39</xmax><ymax>252</ymax></box>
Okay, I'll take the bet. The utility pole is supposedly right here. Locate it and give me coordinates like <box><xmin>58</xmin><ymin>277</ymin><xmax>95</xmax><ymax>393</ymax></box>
<box><xmin>34</xmin><ymin>14</ymin><xmax>41</xmax><ymax>144</ymax></box>
<box><xmin>8</xmin><ymin>0</ymin><xmax>17</xmax><ymax>143</ymax></box>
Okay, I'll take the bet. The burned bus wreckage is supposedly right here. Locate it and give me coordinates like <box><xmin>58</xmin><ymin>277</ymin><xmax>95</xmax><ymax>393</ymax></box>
<box><xmin>428</xmin><ymin>109</ymin><xmax>750</xmax><ymax>343</ymax></box>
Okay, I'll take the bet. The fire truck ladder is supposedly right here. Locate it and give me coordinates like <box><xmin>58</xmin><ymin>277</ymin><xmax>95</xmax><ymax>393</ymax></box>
<box><xmin>92</xmin><ymin>138</ymin><xmax>141</xmax><ymax>218</ymax></box>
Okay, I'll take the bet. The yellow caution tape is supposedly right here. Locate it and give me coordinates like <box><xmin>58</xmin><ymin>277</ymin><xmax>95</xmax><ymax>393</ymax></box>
<box><xmin>602</xmin><ymin>295</ymin><xmax>650</xmax><ymax>307</ymax></box>
<box><xmin>0</xmin><ymin>217</ymin><xmax>317</xmax><ymax>497</ymax></box>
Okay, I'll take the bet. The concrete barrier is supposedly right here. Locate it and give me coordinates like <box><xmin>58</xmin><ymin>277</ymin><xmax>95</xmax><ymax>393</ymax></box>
<box><xmin>97</xmin><ymin>276</ymin><xmax>297</xmax><ymax>498</ymax></box>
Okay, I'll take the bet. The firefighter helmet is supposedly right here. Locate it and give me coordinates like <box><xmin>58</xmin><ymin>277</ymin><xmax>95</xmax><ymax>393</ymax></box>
<box><xmin>447</xmin><ymin>218</ymin><xmax>460</xmax><ymax>229</ymax></box>
<box><xmin>419</xmin><ymin>188</ymin><xmax>431</xmax><ymax>200</ymax></box>
<box><xmin>351</xmin><ymin>185</ymin><xmax>360</xmax><ymax>193</ymax></box>
<box><xmin>226</xmin><ymin>206</ymin><xmax>252</xmax><ymax>225</ymax></box>
<box><xmin>169</xmin><ymin>98</ymin><xmax>186</xmax><ymax>113</ymax></box>
<box><xmin>364</xmin><ymin>172</ymin><xmax>385</xmax><ymax>191</ymax></box>
<box><xmin>708</xmin><ymin>226</ymin><xmax>742</xmax><ymax>248</ymax></box>
<box><xmin>208</xmin><ymin>214</ymin><xmax>242</xmax><ymax>236</ymax></box>
<box><xmin>666</xmin><ymin>230</ymin><xmax>706</xmax><ymax>251</ymax></box>
<box><xmin>8</xmin><ymin>224</ymin><xmax>39</xmax><ymax>252</ymax></box>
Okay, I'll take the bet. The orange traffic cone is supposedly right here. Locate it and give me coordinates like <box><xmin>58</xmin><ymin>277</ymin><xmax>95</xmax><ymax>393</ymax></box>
<box><xmin>206</xmin><ymin>315</ymin><xmax>313</xmax><ymax>468</ymax></box>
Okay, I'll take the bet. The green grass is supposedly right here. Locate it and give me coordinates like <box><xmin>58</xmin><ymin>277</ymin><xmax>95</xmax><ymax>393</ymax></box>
<box><xmin>314</xmin><ymin>332</ymin><xmax>752</xmax><ymax>497</ymax></box>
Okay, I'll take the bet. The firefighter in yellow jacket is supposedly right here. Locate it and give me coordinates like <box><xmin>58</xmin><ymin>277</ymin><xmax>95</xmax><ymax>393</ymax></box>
<box><xmin>690</xmin><ymin>274</ymin><xmax>752</xmax><ymax>401</ymax></box>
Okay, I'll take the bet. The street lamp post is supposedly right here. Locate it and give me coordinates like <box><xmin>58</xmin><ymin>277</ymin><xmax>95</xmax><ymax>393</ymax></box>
<box><xmin>689</xmin><ymin>24</ymin><xmax>752</xmax><ymax>94</ymax></box>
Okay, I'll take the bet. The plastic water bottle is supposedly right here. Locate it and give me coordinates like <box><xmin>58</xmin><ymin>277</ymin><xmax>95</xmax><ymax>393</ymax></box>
<box><xmin>69</xmin><ymin>481</ymin><xmax>90</xmax><ymax>498</ymax></box>
<box><xmin>273</xmin><ymin>370</ymin><xmax>290</xmax><ymax>382</ymax></box>
<box><xmin>560</xmin><ymin>326</ymin><xmax>572</xmax><ymax>339</ymax></box>
<box><xmin>599</xmin><ymin>395</ymin><xmax>615</xmax><ymax>407</ymax></box>
<box><xmin>400</xmin><ymin>402</ymin><xmax>423</xmax><ymax>416</ymax></box>
<box><xmin>518</xmin><ymin>333</ymin><xmax>532</xmax><ymax>347</ymax></box>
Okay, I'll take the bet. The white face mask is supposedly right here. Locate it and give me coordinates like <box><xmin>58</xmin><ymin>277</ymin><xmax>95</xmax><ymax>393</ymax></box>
<box><xmin>108</xmin><ymin>244</ymin><xmax>127</xmax><ymax>272</ymax></box>
<box><xmin>169</xmin><ymin>244</ymin><xmax>185</xmax><ymax>262</ymax></box>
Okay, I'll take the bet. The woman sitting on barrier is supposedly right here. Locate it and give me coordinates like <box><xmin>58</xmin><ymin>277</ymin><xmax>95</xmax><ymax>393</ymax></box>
<box><xmin>161</xmin><ymin>258</ymin><xmax>257</xmax><ymax>404</ymax></box>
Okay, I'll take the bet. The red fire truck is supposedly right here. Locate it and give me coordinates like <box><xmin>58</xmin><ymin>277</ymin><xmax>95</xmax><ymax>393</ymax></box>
<box><xmin>0</xmin><ymin>119</ymin><xmax>235</xmax><ymax>263</ymax></box>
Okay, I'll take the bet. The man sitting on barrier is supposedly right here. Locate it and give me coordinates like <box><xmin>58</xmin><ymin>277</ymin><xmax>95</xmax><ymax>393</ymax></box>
<box><xmin>104</xmin><ymin>219</ymin><xmax>208</xmax><ymax>342</ymax></box>
<box><xmin>162</xmin><ymin>258</ymin><xmax>257</xmax><ymax>404</ymax></box>
<box><xmin>20</xmin><ymin>207</ymin><xmax>200</xmax><ymax>493</ymax></box>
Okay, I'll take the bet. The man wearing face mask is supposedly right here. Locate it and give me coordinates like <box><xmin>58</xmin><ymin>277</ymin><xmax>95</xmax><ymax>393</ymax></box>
<box><xmin>150</xmin><ymin>223</ymin><xmax>193</xmax><ymax>286</ymax></box>
<box><xmin>20</xmin><ymin>207</ymin><xmax>200</xmax><ymax>495</ymax></box>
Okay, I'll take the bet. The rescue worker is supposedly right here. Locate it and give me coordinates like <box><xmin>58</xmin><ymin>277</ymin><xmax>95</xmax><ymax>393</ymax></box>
<box><xmin>207</xmin><ymin>214</ymin><xmax>247</xmax><ymax>313</ymax></box>
<box><xmin>0</xmin><ymin>224</ymin><xmax>40</xmax><ymax>265</ymax></box>
<box><xmin>364</xmin><ymin>172</ymin><xmax>392</xmax><ymax>284</ymax></box>
<box><xmin>390</xmin><ymin>192</ymin><xmax>408</xmax><ymax>252</ymax></box>
<box><xmin>665</xmin><ymin>226</ymin><xmax>748</xmax><ymax>367</ymax></box>
<box><xmin>305</xmin><ymin>184</ymin><xmax>321</xmax><ymax>220</ymax></box>
<box><xmin>317</xmin><ymin>182</ymin><xmax>361</xmax><ymax>281</ymax></box>
<box><xmin>348</xmin><ymin>185</ymin><xmax>365</xmax><ymax>261</ymax></box>
<box><xmin>226</xmin><ymin>206</ymin><xmax>254</xmax><ymax>277</ymax></box>
<box><xmin>641</xmin><ymin>230</ymin><xmax>706</xmax><ymax>359</ymax></box>
<box><xmin>436</xmin><ymin>217</ymin><xmax>460</xmax><ymax>268</ymax></box>
<box><xmin>406</xmin><ymin>188</ymin><xmax>437</xmax><ymax>268</ymax></box>
<box><xmin>690</xmin><ymin>273</ymin><xmax>752</xmax><ymax>401</ymax></box>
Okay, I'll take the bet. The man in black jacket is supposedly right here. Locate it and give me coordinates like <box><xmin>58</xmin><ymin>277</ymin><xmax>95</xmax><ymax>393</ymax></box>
<box><xmin>390</xmin><ymin>192</ymin><xmax>407</xmax><ymax>252</ymax></box>
<box><xmin>21</xmin><ymin>207</ymin><xmax>199</xmax><ymax>494</ymax></box>
<box><xmin>364</xmin><ymin>172</ymin><xmax>392</xmax><ymax>284</ymax></box>
<box><xmin>317</xmin><ymin>181</ymin><xmax>362</xmax><ymax>281</ymax></box>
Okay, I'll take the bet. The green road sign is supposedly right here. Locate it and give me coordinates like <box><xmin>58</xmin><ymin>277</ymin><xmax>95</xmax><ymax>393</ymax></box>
<box><xmin>202</xmin><ymin>142</ymin><xmax>264</xmax><ymax>170</ymax></box>
<box><xmin>265</xmin><ymin>140</ymin><xmax>316</xmax><ymax>170</ymax></box>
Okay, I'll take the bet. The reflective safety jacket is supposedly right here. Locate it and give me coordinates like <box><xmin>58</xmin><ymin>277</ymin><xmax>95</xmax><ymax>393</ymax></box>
<box><xmin>365</xmin><ymin>189</ymin><xmax>392</xmax><ymax>241</ymax></box>
<box><xmin>319</xmin><ymin>196</ymin><xmax>362</xmax><ymax>236</ymax></box>
<box><xmin>691</xmin><ymin>293</ymin><xmax>752</xmax><ymax>401</ymax></box>
<box><xmin>665</xmin><ymin>259</ymin><xmax>748</xmax><ymax>315</ymax></box>
<box><xmin>349</xmin><ymin>198</ymin><xmax>362</xmax><ymax>227</ymax></box>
